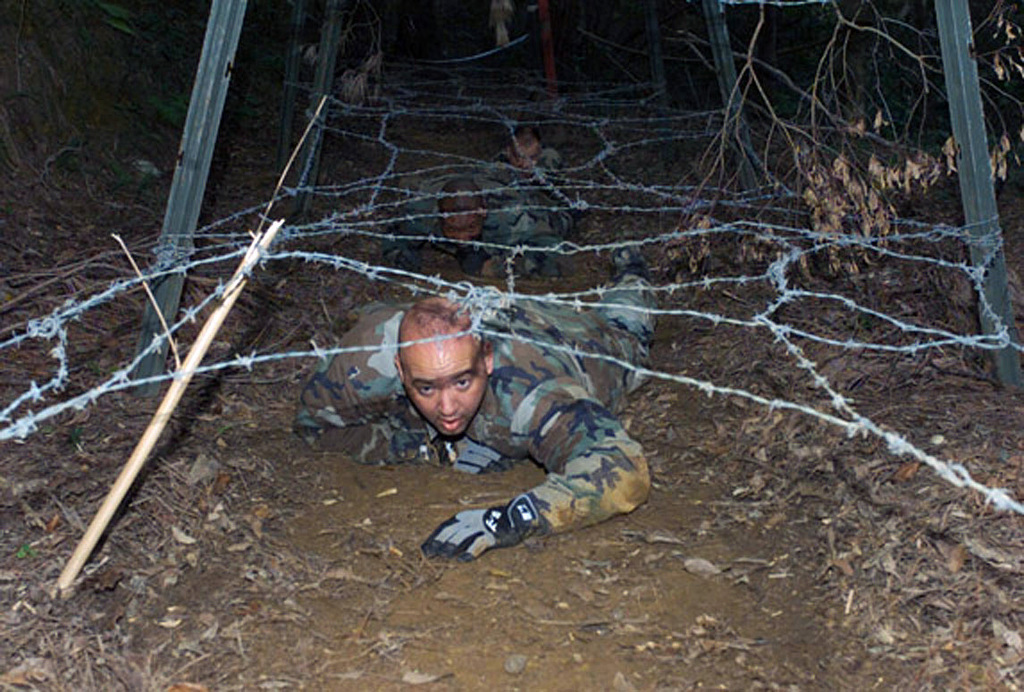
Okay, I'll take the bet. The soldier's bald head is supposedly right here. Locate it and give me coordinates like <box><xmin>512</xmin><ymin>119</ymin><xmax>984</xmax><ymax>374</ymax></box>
<box><xmin>438</xmin><ymin>179</ymin><xmax>485</xmax><ymax>215</ymax></box>
<box><xmin>395</xmin><ymin>297</ymin><xmax>494</xmax><ymax>436</ymax></box>
<box><xmin>399</xmin><ymin>297</ymin><xmax>473</xmax><ymax>344</ymax></box>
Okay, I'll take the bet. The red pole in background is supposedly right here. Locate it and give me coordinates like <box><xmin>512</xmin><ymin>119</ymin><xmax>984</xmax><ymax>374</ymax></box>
<box><xmin>537</xmin><ymin>0</ymin><xmax>558</xmax><ymax>98</ymax></box>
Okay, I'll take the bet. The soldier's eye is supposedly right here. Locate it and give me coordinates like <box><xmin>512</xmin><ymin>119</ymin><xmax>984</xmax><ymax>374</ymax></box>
<box><xmin>417</xmin><ymin>385</ymin><xmax>434</xmax><ymax>396</ymax></box>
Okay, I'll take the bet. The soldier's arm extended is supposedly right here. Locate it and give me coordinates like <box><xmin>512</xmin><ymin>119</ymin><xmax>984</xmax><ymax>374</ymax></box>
<box><xmin>515</xmin><ymin>380</ymin><xmax>650</xmax><ymax>533</ymax></box>
<box><xmin>421</xmin><ymin>379</ymin><xmax>649</xmax><ymax>561</ymax></box>
<box><xmin>294</xmin><ymin>306</ymin><xmax>435</xmax><ymax>464</ymax></box>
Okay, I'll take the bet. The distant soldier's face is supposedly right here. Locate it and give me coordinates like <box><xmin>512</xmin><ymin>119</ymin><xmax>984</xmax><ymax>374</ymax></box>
<box><xmin>441</xmin><ymin>210</ymin><xmax>485</xmax><ymax>242</ymax></box>
<box><xmin>508</xmin><ymin>137</ymin><xmax>542</xmax><ymax>170</ymax></box>
<box><xmin>396</xmin><ymin>333</ymin><xmax>493</xmax><ymax>437</ymax></box>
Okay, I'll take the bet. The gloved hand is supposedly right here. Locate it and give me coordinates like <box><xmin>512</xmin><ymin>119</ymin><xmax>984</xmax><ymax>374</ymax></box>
<box><xmin>421</xmin><ymin>494</ymin><xmax>540</xmax><ymax>561</ymax></box>
<box><xmin>451</xmin><ymin>439</ymin><xmax>513</xmax><ymax>474</ymax></box>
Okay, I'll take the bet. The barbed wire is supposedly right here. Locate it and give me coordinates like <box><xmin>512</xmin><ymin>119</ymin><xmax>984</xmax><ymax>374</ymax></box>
<box><xmin>1</xmin><ymin>68</ymin><xmax>1020</xmax><ymax>519</ymax></box>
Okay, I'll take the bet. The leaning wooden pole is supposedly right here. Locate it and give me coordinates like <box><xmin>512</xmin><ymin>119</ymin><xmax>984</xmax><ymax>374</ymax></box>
<box><xmin>56</xmin><ymin>220</ymin><xmax>285</xmax><ymax>598</ymax></box>
<box><xmin>935</xmin><ymin>0</ymin><xmax>1022</xmax><ymax>387</ymax></box>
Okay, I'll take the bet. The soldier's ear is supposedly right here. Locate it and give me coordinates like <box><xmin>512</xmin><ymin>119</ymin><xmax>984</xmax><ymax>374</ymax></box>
<box><xmin>394</xmin><ymin>352</ymin><xmax>406</xmax><ymax>381</ymax></box>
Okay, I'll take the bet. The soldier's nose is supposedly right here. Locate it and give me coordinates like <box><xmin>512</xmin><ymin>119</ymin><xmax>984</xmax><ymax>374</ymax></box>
<box><xmin>438</xmin><ymin>390</ymin><xmax>458</xmax><ymax>416</ymax></box>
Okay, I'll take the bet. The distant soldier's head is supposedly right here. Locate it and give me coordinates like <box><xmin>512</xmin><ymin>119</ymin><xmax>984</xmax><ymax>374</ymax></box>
<box><xmin>438</xmin><ymin>178</ymin><xmax>486</xmax><ymax>242</ymax></box>
<box><xmin>395</xmin><ymin>297</ymin><xmax>493</xmax><ymax>437</ymax></box>
<box><xmin>505</xmin><ymin>124</ymin><xmax>543</xmax><ymax>171</ymax></box>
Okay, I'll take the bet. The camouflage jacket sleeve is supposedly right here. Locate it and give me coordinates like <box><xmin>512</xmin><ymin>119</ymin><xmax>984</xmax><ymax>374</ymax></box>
<box><xmin>510</xmin><ymin>377</ymin><xmax>650</xmax><ymax>535</ymax></box>
<box><xmin>474</xmin><ymin>169</ymin><xmax>573</xmax><ymax>276</ymax></box>
<box><xmin>380</xmin><ymin>191</ymin><xmax>440</xmax><ymax>271</ymax></box>
<box><xmin>294</xmin><ymin>304</ymin><xmax>436</xmax><ymax>463</ymax></box>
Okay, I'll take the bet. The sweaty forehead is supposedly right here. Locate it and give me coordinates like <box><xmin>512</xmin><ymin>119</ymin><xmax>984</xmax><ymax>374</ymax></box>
<box><xmin>401</xmin><ymin>335</ymin><xmax>481</xmax><ymax>378</ymax></box>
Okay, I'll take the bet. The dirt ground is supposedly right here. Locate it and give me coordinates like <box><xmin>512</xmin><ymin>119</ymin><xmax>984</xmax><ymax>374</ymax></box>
<box><xmin>4</xmin><ymin>70</ymin><xmax>1024</xmax><ymax>691</ymax></box>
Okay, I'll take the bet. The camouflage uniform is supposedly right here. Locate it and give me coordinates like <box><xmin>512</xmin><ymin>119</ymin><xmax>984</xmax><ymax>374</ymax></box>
<box><xmin>294</xmin><ymin>270</ymin><xmax>655</xmax><ymax>537</ymax></box>
<box><xmin>381</xmin><ymin>166</ymin><xmax>573</xmax><ymax>277</ymax></box>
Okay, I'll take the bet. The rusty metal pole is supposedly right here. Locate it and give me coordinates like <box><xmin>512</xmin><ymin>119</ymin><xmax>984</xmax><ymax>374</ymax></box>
<box><xmin>537</xmin><ymin>0</ymin><xmax>558</xmax><ymax>99</ymax></box>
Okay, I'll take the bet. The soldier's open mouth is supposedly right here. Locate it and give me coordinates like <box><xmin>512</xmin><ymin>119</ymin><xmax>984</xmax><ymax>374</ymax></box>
<box><xmin>438</xmin><ymin>418</ymin><xmax>463</xmax><ymax>433</ymax></box>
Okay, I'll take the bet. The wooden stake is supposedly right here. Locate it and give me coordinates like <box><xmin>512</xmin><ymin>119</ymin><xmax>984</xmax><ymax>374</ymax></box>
<box><xmin>55</xmin><ymin>219</ymin><xmax>285</xmax><ymax>598</ymax></box>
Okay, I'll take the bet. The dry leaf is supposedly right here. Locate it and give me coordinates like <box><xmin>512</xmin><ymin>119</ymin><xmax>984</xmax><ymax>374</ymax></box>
<box><xmin>211</xmin><ymin>472</ymin><xmax>231</xmax><ymax>495</ymax></box>
<box><xmin>936</xmin><ymin>542</ymin><xmax>968</xmax><ymax>574</ymax></box>
<box><xmin>892</xmin><ymin>462</ymin><xmax>920</xmax><ymax>483</ymax></box>
<box><xmin>682</xmin><ymin>557</ymin><xmax>721</xmax><ymax>577</ymax></box>
<box><xmin>402</xmin><ymin>670</ymin><xmax>444</xmax><ymax>684</ymax></box>
<box><xmin>247</xmin><ymin>516</ymin><xmax>263</xmax><ymax>540</ymax></box>
<box><xmin>994</xmin><ymin>619</ymin><xmax>1024</xmax><ymax>651</ymax></box>
<box><xmin>187</xmin><ymin>452</ymin><xmax>220</xmax><ymax>486</ymax></box>
<box><xmin>613</xmin><ymin>671</ymin><xmax>638</xmax><ymax>692</ymax></box>
<box><xmin>376</xmin><ymin>487</ymin><xmax>398</xmax><ymax>498</ymax></box>
<box><xmin>166</xmin><ymin>684</ymin><xmax>210</xmax><ymax>692</ymax></box>
<box><xmin>831</xmin><ymin>558</ymin><xmax>855</xmax><ymax>577</ymax></box>
<box><xmin>171</xmin><ymin>526</ymin><xmax>197</xmax><ymax>545</ymax></box>
<box><xmin>568</xmin><ymin>583</ymin><xmax>595</xmax><ymax>603</ymax></box>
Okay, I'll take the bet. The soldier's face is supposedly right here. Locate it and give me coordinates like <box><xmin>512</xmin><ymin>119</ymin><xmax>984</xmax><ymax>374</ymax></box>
<box><xmin>508</xmin><ymin>138</ymin><xmax>542</xmax><ymax>170</ymax></box>
<box><xmin>442</xmin><ymin>211</ymin><xmax>485</xmax><ymax>242</ymax></box>
<box><xmin>396</xmin><ymin>334</ymin><xmax>493</xmax><ymax>437</ymax></box>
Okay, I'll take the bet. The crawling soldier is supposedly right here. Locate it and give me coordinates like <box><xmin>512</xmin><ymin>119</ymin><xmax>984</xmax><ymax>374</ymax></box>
<box><xmin>294</xmin><ymin>249</ymin><xmax>655</xmax><ymax>560</ymax></box>
<box><xmin>382</xmin><ymin>174</ymin><xmax>572</xmax><ymax>278</ymax></box>
<box><xmin>495</xmin><ymin>124</ymin><xmax>563</xmax><ymax>175</ymax></box>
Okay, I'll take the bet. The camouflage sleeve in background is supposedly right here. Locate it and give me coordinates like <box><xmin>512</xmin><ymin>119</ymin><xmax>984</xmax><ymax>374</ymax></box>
<box><xmin>380</xmin><ymin>193</ymin><xmax>439</xmax><ymax>272</ymax></box>
<box><xmin>293</xmin><ymin>304</ymin><xmax>440</xmax><ymax>465</ymax></box>
<box><xmin>475</xmin><ymin>169</ymin><xmax>573</xmax><ymax>277</ymax></box>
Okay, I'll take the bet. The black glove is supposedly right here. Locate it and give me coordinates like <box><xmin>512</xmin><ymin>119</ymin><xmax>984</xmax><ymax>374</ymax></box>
<box><xmin>421</xmin><ymin>494</ymin><xmax>540</xmax><ymax>561</ymax></box>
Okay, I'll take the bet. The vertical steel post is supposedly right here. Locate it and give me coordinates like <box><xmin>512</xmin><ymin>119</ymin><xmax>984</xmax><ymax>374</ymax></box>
<box><xmin>935</xmin><ymin>0</ymin><xmax>1022</xmax><ymax>387</ymax></box>
<box><xmin>644</xmin><ymin>0</ymin><xmax>668</xmax><ymax>108</ymax></box>
<box><xmin>701</xmin><ymin>0</ymin><xmax>758</xmax><ymax>189</ymax></box>
<box><xmin>277</xmin><ymin>0</ymin><xmax>308</xmax><ymax>171</ymax></box>
<box><xmin>294</xmin><ymin>0</ymin><xmax>346</xmax><ymax>218</ymax></box>
<box><xmin>131</xmin><ymin>0</ymin><xmax>249</xmax><ymax>395</ymax></box>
